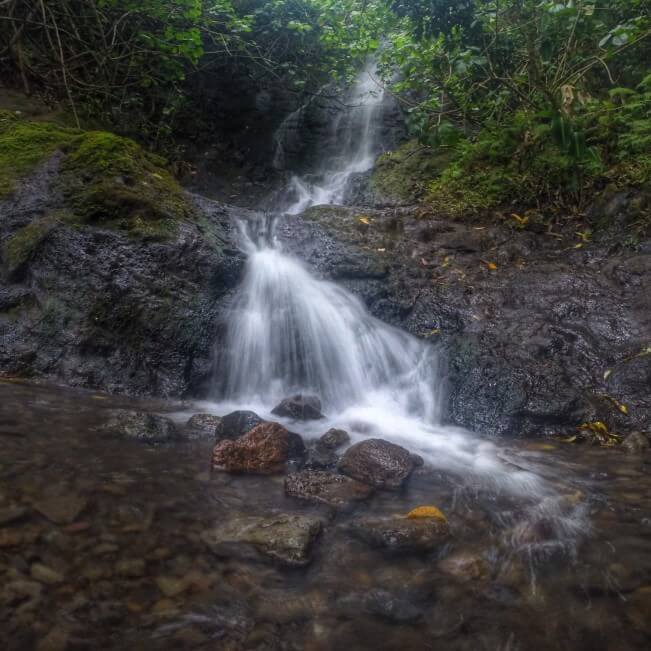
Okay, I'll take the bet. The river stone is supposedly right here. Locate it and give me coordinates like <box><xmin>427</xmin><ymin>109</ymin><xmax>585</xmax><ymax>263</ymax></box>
<box><xmin>318</xmin><ymin>428</ymin><xmax>351</xmax><ymax>450</ymax></box>
<box><xmin>338</xmin><ymin>438</ymin><xmax>417</xmax><ymax>489</ymax></box>
<box><xmin>271</xmin><ymin>394</ymin><xmax>324</xmax><ymax>420</ymax></box>
<box><xmin>622</xmin><ymin>431</ymin><xmax>650</xmax><ymax>453</ymax></box>
<box><xmin>202</xmin><ymin>514</ymin><xmax>322</xmax><ymax>567</ymax></box>
<box><xmin>337</xmin><ymin>589</ymin><xmax>423</xmax><ymax>623</ymax></box>
<box><xmin>347</xmin><ymin>515</ymin><xmax>450</xmax><ymax>553</ymax></box>
<box><xmin>215</xmin><ymin>410</ymin><xmax>262</xmax><ymax>441</ymax></box>
<box><xmin>97</xmin><ymin>410</ymin><xmax>179</xmax><ymax>443</ymax></box>
<box><xmin>303</xmin><ymin>443</ymin><xmax>339</xmax><ymax>470</ymax></box>
<box><xmin>284</xmin><ymin>470</ymin><xmax>373</xmax><ymax>507</ymax></box>
<box><xmin>186</xmin><ymin>413</ymin><xmax>222</xmax><ymax>438</ymax></box>
<box><xmin>212</xmin><ymin>422</ymin><xmax>298</xmax><ymax>474</ymax></box>
<box><xmin>31</xmin><ymin>563</ymin><xmax>65</xmax><ymax>585</ymax></box>
<box><xmin>33</xmin><ymin>494</ymin><xmax>88</xmax><ymax>524</ymax></box>
<box><xmin>0</xmin><ymin>505</ymin><xmax>28</xmax><ymax>526</ymax></box>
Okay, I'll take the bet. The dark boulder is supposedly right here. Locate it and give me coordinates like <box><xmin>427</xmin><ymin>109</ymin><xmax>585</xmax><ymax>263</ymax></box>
<box><xmin>338</xmin><ymin>438</ymin><xmax>417</xmax><ymax>490</ymax></box>
<box><xmin>337</xmin><ymin>589</ymin><xmax>423</xmax><ymax>624</ymax></box>
<box><xmin>271</xmin><ymin>394</ymin><xmax>324</xmax><ymax>420</ymax></box>
<box><xmin>215</xmin><ymin>410</ymin><xmax>263</xmax><ymax>441</ymax></box>
<box><xmin>318</xmin><ymin>428</ymin><xmax>350</xmax><ymax>450</ymax></box>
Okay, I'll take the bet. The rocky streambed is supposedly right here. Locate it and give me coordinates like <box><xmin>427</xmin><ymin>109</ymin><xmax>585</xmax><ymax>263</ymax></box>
<box><xmin>1</xmin><ymin>379</ymin><xmax>650</xmax><ymax>650</ymax></box>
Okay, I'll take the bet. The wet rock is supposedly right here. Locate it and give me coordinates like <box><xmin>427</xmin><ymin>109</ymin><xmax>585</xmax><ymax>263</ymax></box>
<box><xmin>304</xmin><ymin>443</ymin><xmax>339</xmax><ymax>470</ymax></box>
<box><xmin>116</xmin><ymin>559</ymin><xmax>146</xmax><ymax>578</ymax></box>
<box><xmin>215</xmin><ymin>410</ymin><xmax>263</xmax><ymax>441</ymax></box>
<box><xmin>212</xmin><ymin>421</ymin><xmax>299</xmax><ymax>474</ymax></box>
<box><xmin>0</xmin><ymin>529</ymin><xmax>23</xmax><ymax>548</ymax></box>
<box><xmin>271</xmin><ymin>394</ymin><xmax>324</xmax><ymax>420</ymax></box>
<box><xmin>337</xmin><ymin>589</ymin><xmax>423</xmax><ymax>623</ymax></box>
<box><xmin>36</xmin><ymin>626</ymin><xmax>69</xmax><ymax>651</ymax></box>
<box><xmin>203</xmin><ymin>513</ymin><xmax>322</xmax><ymax>567</ymax></box>
<box><xmin>2</xmin><ymin>579</ymin><xmax>42</xmax><ymax>606</ymax></box>
<box><xmin>0</xmin><ymin>505</ymin><xmax>28</xmax><ymax>526</ymax></box>
<box><xmin>338</xmin><ymin>438</ymin><xmax>417</xmax><ymax>490</ymax></box>
<box><xmin>347</xmin><ymin>515</ymin><xmax>450</xmax><ymax>553</ymax></box>
<box><xmin>98</xmin><ymin>410</ymin><xmax>180</xmax><ymax>443</ymax></box>
<box><xmin>284</xmin><ymin>470</ymin><xmax>373</xmax><ymax>508</ymax></box>
<box><xmin>30</xmin><ymin>564</ymin><xmax>65</xmax><ymax>585</ymax></box>
<box><xmin>622</xmin><ymin>431</ymin><xmax>650</xmax><ymax>454</ymax></box>
<box><xmin>318</xmin><ymin>428</ymin><xmax>350</xmax><ymax>450</ymax></box>
<box><xmin>155</xmin><ymin>575</ymin><xmax>189</xmax><ymax>598</ymax></box>
<box><xmin>186</xmin><ymin>413</ymin><xmax>222</xmax><ymax>438</ymax></box>
<box><xmin>33</xmin><ymin>494</ymin><xmax>87</xmax><ymax>524</ymax></box>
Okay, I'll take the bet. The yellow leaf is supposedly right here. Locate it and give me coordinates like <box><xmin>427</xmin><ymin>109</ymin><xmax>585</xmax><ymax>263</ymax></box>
<box><xmin>511</xmin><ymin>213</ymin><xmax>529</xmax><ymax>226</ymax></box>
<box><xmin>480</xmin><ymin>259</ymin><xmax>497</xmax><ymax>270</ymax></box>
<box><xmin>576</xmin><ymin>230</ymin><xmax>591</xmax><ymax>242</ymax></box>
<box><xmin>574</xmin><ymin>243</ymin><xmax>583</xmax><ymax>249</ymax></box>
<box><xmin>406</xmin><ymin>506</ymin><xmax>447</xmax><ymax>522</ymax></box>
<box><xmin>619</xmin><ymin>403</ymin><xmax>628</xmax><ymax>415</ymax></box>
<box><xmin>603</xmin><ymin>369</ymin><xmax>612</xmax><ymax>380</ymax></box>
<box><xmin>357</xmin><ymin>216</ymin><xmax>371</xmax><ymax>225</ymax></box>
<box><xmin>441</xmin><ymin>256</ymin><xmax>451</xmax><ymax>268</ymax></box>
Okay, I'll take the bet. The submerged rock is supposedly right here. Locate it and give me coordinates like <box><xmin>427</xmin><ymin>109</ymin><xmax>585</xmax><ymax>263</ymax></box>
<box><xmin>337</xmin><ymin>589</ymin><xmax>423</xmax><ymax>624</ymax></box>
<box><xmin>622</xmin><ymin>431</ymin><xmax>650</xmax><ymax>454</ymax></box>
<box><xmin>215</xmin><ymin>410</ymin><xmax>263</xmax><ymax>441</ymax></box>
<box><xmin>97</xmin><ymin>410</ymin><xmax>179</xmax><ymax>444</ymax></box>
<box><xmin>284</xmin><ymin>470</ymin><xmax>373</xmax><ymax>508</ymax></box>
<box><xmin>0</xmin><ymin>505</ymin><xmax>28</xmax><ymax>526</ymax></box>
<box><xmin>202</xmin><ymin>513</ymin><xmax>322</xmax><ymax>567</ymax></box>
<box><xmin>347</xmin><ymin>515</ymin><xmax>450</xmax><ymax>553</ymax></box>
<box><xmin>303</xmin><ymin>443</ymin><xmax>339</xmax><ymax>470</ymax></box>
<box><xmin>186</xmin><ymin>413</ymin><xmax>222</xmax><ymax>438</ymax></box>
<box><xmin>271</xmin><ymin>394</ymin><xmax>324</xmax><ymax>420</ymax></box>
<box><xmin>338</xmin><ymin>438</ymin><xmax>417</xmax><ymax>490</ymax></box>
<box><xmin>212</xmin><ymin>421</ymin><xmax>299</xmax><ymax>474</ymax></box>
<box><xmin>33</xmin><ymin>494</ymin><xmax>87</xmax><ymax>524</ymax></box>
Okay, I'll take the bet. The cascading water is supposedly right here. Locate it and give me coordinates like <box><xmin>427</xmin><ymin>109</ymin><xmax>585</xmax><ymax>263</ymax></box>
<box><xmin>276</xmin><ymin>63</ymin><xmax>387</xmax><ymax>215</ymax></box>
<box><xmin>210</xmin><ymin>63</ymin><xmax>588</xmax><ymax>552</ymax></box>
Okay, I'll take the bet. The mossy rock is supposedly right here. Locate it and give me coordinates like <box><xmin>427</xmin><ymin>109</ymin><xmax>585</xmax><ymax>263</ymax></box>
<box><xmin>59</xmin><ymin>130</ymin><xmax>194</xmax><ymax>239</ymax></box>
<box><xmin>0</xmin><ymin>111</ymin><xmax>78</xmax><ymax>198</ymax></box>
<box><xmin>2</xmin><ymin>217</ymin><xmax>55</xmax><ymax>278</ymax></box>
<box><xmin>371</xmin><ymin>139</ymin><xmax>455</xmax><ymax>204</ymax></box>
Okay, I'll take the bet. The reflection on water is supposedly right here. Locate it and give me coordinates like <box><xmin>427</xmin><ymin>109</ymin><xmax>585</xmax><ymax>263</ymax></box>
<box><xmin>1</xmin><ymin>380</ymin><xmax>650</xmax><ymax>650</ymax></box>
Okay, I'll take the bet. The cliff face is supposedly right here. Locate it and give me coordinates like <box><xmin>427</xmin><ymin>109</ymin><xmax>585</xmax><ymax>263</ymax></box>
<box><xmin>276</xmin><ymin>205</ymin><xmax>651</xmax><ymax>438</ymax></box>
<box><xmin>0</xmin><ymin>115</ymin><xmax>244</xmax><ymax>397</ymax></box>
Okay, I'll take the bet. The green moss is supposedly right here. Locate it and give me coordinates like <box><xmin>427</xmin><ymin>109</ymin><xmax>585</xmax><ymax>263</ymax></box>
<box><xmin>3</xmin><ymin>217</ymin><xmax>55</xmax><ymax>276</ymax></box>
<box><xmin>371</xmin><ymin>139</ymin><xmax>455</xmax><ymax>203</ymax></box>
<box><xmin>0</xmin><ymin>111</ymin><xmax>78</xmax><ymax>198</ymax></box>
<box><xmin>59</xmin><ymin>130</ymin><xmax>193</xmax><ymax>239</ymax></box>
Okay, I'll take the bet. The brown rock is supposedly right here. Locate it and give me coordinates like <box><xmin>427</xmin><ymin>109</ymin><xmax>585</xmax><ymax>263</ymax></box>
<box><xmin>33</xmin><ymin>494</ymin><xmax>88</xmax><ymax>524</ymax></box>
<box><xmin>338</xmin><ymin>438</ymin><xmax>417</xmax><ymax>490</ymax></box>
<box><xmin>212</xmin><ymin>422</ymin><xmax>295</xmax><ymax>474</ymax></box>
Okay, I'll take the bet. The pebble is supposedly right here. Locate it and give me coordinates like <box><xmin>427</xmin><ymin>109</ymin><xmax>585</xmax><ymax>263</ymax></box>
<box><xmin>115</xmin><ymin>558</ymin><xmax>146</xmax><ymax>578</ymax></box>
<box><xmin>31</xmin><ymin>564</ymin><xmax>65</xmax><ymax>585</ymax></box>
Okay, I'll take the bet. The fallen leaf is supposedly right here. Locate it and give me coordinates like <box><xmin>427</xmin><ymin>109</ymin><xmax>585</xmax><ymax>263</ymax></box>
<box><xmin>376</xmin><ymin>248</ymin><xmax>386</xmax><ymax>252</ymax></box>
<box><xmin>574</xmin><ymin>243</ymin><xmax>583</xmax><ymax>249</ymax></box>
<box><xmin>406</xmin><ymin>506</ymin><xmax>447</xmax><ymax>522</ymax></box>
<box><xmin>603</xmin><ymin>369</ymin><xmax>612</xmax><ymax>380</ymax></box>
<box><xmin>480</xmin><ymin>259</ymin><xmax>497</xmax><ymax>270</ymax></box>
<box><xmin>357</xmin><ymin>216</ymin><xmax>371</xmax><ymax>225</ymax></box>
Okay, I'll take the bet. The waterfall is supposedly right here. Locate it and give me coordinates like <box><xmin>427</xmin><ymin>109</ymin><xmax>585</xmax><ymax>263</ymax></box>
<box><xmin>276</xmin><ymin>63</ymin><xmax>387</xmax><ymax>214</ymax></box>
<box><xmin>211</xmin><ymin>64</ymin><xmax>589</xmax><ymax>545</ymax></box>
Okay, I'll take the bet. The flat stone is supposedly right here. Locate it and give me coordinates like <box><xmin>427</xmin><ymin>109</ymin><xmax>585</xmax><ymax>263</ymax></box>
<box><xmin>33</xmin><ymin>494</ymin><xmax>88</xmax><ymax>524</ymax></box>
<box><xmin>115</xmin><ymin>559</ymin><xmax>146</xmax><ymax>578</ymax></box>
<box><xmin>347</xmin><ymin>515</ymin><xmax>450</xmax><ymax>553</ymax></box>
<box><xmin>338</xmin><ymin>438</ymin><xmax>417</xmax><ymax>490</ymax></box>
<box><xmin>186</xmin><ymin>413</ymin><xmax>222</xmax><ymax>438</ymax></box>
<box><xmin>285</xmin><ymin>470</ymin><xmax>373</xmax><ymax>508</ymax></box>
<box><xmin>202</xmin><ymin>513</ymin><xmax>322</xmax><ymax>567</ymax></box>
<box><xmin>97</xmin><ymin>410</ymin><xmax>180</xmax><ymax>443</ymax></box>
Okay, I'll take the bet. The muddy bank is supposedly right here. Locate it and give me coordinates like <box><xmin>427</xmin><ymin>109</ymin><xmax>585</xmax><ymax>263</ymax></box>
<box><xmin>276</xmin><ymin>206</ymin><xmax>650</xmax><ymax>438</ymax></box>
